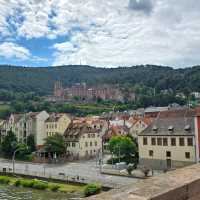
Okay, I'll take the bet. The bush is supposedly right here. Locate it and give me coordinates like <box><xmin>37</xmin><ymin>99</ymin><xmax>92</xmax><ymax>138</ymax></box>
<box><xmin>14</xmin><ymin>179</ymin><xmax>21</xmax><ymax>187</ymax></box>
<box><xmin>49</xmin><ymin>184</ymin><xmax>60</xmax><ymax>191</ymax></box>
<box><xmin>20</xmin><ymin>179</ymin><xmax>35</xmax><ymax>188</ymax></box>
<box><xmin>33</xmin><ymin>180</ymin><xmax>48</xmax><ymax>190</ymax></box>
<box><xmin>84</xmin><ymin>183</ymin><xmax>102</xmax><ymax>197</ymax></box>
<box><xmin>0</xmin><ymin>176</ymin><xmax>10</xmax><ymax>184</ymax></box>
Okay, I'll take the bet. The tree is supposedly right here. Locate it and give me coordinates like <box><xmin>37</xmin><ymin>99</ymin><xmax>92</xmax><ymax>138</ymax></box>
<box><xmin>1</xmin><ymin>130</ymin><xmax>17</xmax><ymax>158</ymax></box>
<box><xmin>27</xmin><ymin>135</ymin><xmax>36</xmax><ymax>153</ymax></box>
<box><xmin>108</xmin><ymin>136</ymin><xmax>138</xmax><ymax>164</ymax></box>
<box><xmin>44</xmin><ymin>133</ymin><xmax>66</xmax><ymax>157</ymax></box>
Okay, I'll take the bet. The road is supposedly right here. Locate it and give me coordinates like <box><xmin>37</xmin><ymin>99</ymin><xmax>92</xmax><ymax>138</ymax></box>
<box><xmin>0</xmin><ymin>158</ymin><xmax>140</xmax><ymax>188</ymax></box>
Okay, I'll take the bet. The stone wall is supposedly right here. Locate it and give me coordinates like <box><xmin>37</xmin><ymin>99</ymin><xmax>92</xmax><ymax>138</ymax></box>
<box><xmin>86</xmin><ymin>164</ymin><xmax>200</xmax><ymax>200</ymax></box>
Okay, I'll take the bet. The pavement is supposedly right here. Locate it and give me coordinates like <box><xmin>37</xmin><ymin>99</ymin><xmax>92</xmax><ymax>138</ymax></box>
<box><xmin>0</xmin><ymin>158</ymin><xmax>141</xmax><ymax>188</ymax></box>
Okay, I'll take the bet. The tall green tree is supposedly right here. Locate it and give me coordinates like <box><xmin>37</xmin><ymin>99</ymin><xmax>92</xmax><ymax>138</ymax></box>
<box><xmin>108</xmin><ymin>136</ymin><xmax>138</xmax><ymax>164</ymax></box>
<box><xmin>1</xmin><ymin>130</ymin><xmax>17</xmax><ymax>158</ymax></box>
<box><xmin>44</xmin><ymin>133</ymin><xmax>66</xmax><ymax>156</ymax></box>
<box><xmin>27</xmin><ymin>134</ymin><xmax>36</xmax><ymax>153</ymax></box>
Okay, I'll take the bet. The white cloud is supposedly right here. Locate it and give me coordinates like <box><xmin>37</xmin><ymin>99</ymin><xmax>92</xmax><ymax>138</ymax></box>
<box><xmin>1</xmin><ymin>0</ymin><xmax>200</xmax><ymax>67</ymax></box>
<box><xmin>0</xmin><ymin>42</ymin><xmax>30</xmax><ymax>60</ymax></box>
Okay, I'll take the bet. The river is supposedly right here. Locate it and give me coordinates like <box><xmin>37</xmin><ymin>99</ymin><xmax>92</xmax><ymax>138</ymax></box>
<box><xmin>0</xmin><ymin>185</ymin><xmax>83</xmax><ymax>200</ymax></box>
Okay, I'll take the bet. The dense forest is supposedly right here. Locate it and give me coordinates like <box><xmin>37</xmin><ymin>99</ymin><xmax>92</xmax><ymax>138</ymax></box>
<box><xmin>0</xmin><ymin>64</ymin><xmax>200</xmax><ymax>95</ymax></box>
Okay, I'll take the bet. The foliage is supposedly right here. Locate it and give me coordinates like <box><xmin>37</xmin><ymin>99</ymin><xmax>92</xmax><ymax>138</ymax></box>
<box><xmin>0</xmin><ymin>176</ymin><xmax>84</xmax><ymax>193</ymax></box>
<box><xmin>0</xmin><ymin>176</ymin><xmax>10</xmax><ymax>184</ymax></box>
<box><xmin>27</xmin><ymin>134</ymin><xmax>36</xmax><ymax>152</ymax></box>
<box><xmin>49</xmin><ymin>184</ymin><xmax>61</xmax><ymax>191</ymax></box>
<box><xmin>108</xmin><ymin>136</ymin><xmax>138</xmax><ymax>164</ymax></box>
<box><xmin>44</xmin><ymin>133</ymin><xmax>66</xmax><ymax>156</ymax></box>
<box><xmin>33</xmin><ymin>180</ymin><xmax>48</xmax><ymax>190</ymax></box>
<box><xmin>84</xmin><ymin>183</ymin><xmax>102</xmax><ymax>197</ymax></box>
<box><xmin>19</xmin><ymin>179</ymin><xmax>35</xmax><ymax>188</ymax></box>
<box><xmin>15</xmin><ymin>143</ymin><xmax>30</xmax><ymax>160</ymax></box>
<box><xmin>1</xmin><ymin>130</ymin><xmax>17</xmax><ymax>158</ymax></box>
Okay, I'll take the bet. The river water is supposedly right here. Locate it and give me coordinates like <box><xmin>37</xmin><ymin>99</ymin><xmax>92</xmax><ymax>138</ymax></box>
<box><xmin>0</xmin><ymin>185</ymin><xmax>83</xmax><ymax>200</ymax></box>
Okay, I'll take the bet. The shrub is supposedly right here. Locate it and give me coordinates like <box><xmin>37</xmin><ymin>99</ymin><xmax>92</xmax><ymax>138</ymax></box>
<box><xmin>84</xmin><ymin>183</ymin><xmax>102</xmax><ymax>197</ymax></box>
<box><xmin>33</xmin><ymin>180</ymin><xmax>48</xmax><ymax>190</ymax></box>
<box><xmin>49</xmin><ymin>184</ymin><xmax>60</xmax><ymax>191</ymax></box>
<box><xmin>20</xmin><ymin>179</ymin><xmax>35</xmax><ymax>188</ymax></box>
<box><xmin>0</xmin><ymin>176</ymin><xmax>10</xmax><ymax>184</ymax></box>
<box><xmin>14</xmin><ymin>179</ymin><xmax>21</xmax><ymax>187</ymax></box>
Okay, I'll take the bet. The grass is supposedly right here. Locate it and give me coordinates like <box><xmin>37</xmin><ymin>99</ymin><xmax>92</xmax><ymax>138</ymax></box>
<box><xmin>0</xmin><ymin>175</ymin><xmax>84</xmax><ymax>194</ymax></box>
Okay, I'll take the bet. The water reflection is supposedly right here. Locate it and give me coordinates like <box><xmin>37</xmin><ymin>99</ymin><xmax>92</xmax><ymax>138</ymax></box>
<box><xmin>0</xmin><ymin>185</ymin><xmax>82</xmax><ymax>200</ymax></box>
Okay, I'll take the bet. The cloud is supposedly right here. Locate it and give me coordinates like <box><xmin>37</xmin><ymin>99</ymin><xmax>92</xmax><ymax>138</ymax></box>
<box><xmin>1</xmin><ymin>0</ymin><xmax>200</xmax><ymax>67</ymax></box>
<box><xmin>128</xmin><ymin>0</ymin><xmax>153</xmax><ymax>14</ymax></box>
<box><xmin>0</xmin><ymin>42</ymin><xmax>30</xmax><ymax>60</ymax></box>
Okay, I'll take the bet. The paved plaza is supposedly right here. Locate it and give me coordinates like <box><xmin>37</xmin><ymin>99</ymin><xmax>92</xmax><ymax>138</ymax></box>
<box><xmin>0</xmin><ymin>158</ymin><xmax>140</xmax><ymax>188</ymax></box>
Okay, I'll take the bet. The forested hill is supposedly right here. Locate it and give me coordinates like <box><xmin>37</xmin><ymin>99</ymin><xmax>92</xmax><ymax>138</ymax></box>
<box><xmin>0</xmin><ymin>64</ymin><xmax>200</xmax><ymax>95</ymax></box>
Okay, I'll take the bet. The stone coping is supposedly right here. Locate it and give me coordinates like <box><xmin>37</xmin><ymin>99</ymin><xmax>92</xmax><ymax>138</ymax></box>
<box><xmin>86</xmin><ymin>164</ymin><xmax>200</xmax><ymax>200</ymax></box>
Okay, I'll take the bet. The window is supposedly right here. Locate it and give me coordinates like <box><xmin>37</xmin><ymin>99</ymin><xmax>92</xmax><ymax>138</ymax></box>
<box><xmin>143</xmin><ymin>137</ymin><xmax>148</xmax><ymax>145</ymax></box>
<box><xmin>90</xmin><ymin>142</ymin><xmax>93</xmax><ymax>146</ymax></box>
<box><xmin>187</xmin><ymin>138</ymin><xmax>193</xmax><ymax>146</ymax></box>
<box><xmin>179</xmin><ymin>138</ymin><xmax>185</xmax><ymax>146</ymax></box>
<box><xmin>149</xmin><ymin>150</ymin><xmax>153</xmax><ymax>157</ymax></box>
<box><xmin>72</xmin><ymin>143</ymin><xmax>76</xmax><ymax>147</ymax></box>
<box><xmin>163</xmin><ymin>138</ymin><xmax>168</xmax><ymax>146</ymax></box>
<box><xmin>185</xmin><ymin>152</ymin><xmax>190</xmax><ymax>159</ymax></box>
<box><xmin>157</xmin><ymin>138</ymin><xmax>162</xmax><ymax>146</ymax></box>
<box><xmin>46</xmin><ymin>125</ymin><xmax>48</xmax><ymax>129</ymax></box>
<box><xmin>55</xmin><ymin>124</ymin><xmax>57</xmax><ymax>129</ymax></box>
<box><xmin>85</xmin><ymin>142</ymin><xmax>88</xmax><ymax>147</ymax></box>
<box><xmin>151</xmin><ymin>138</ymin><xmax>156</xmax><ymax>145</ymax></box>
<box><xmin>88</xmin><ymin>134</ymin><xmax>90</xmax><ymax>138</ymax></box>
<box><xmin>166</xmin><ymin>151</ymin><xmax>171</xmax><ymax>157</ymax></box>
<box><xmin>171</xmin><ymin>138</ymin><xmax>176</xmax><ymax>146</ymax></box>
<box><xmin>95</xmin><ymin>141</ymin><xmax>97</xmax><ymax>146</ymax></box>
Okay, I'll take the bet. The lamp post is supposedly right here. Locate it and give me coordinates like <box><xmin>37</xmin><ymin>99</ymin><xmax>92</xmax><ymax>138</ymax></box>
<box><xmin>12</xmin><ymin>144</ymin><xmax>28</xmax><ymax>175</ymax></box>
<box><xmin>12</xmin><ymin>148</ymin><xmax>20</xmax><ymax>175</ymax></box>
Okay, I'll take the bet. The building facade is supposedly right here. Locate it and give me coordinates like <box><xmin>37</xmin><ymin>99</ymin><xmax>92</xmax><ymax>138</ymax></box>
<box><xmin>45</xmin><ymin>113</ymin><xmax>71</xmax><ymax>137</ymax></box>
<box><xmin>138</xmin><ymin>109</ymin><xmax>200</xmax><ymax>170</ymax></box>
<box><xmin>64</xmin><ymin>122</ymin><xmax>102</xmax><ymax>159</ymax></box>
<box><xmin>3</xmin><ymin>111</ymin><xmax>49</xmax><ymax>148</ymax></box>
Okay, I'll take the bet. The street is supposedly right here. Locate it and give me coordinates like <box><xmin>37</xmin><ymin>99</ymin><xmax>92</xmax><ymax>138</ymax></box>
<box><xmin>0</xmin><ymin>158</ymin><xmax>140</xmax><ymax>188</ymax></box>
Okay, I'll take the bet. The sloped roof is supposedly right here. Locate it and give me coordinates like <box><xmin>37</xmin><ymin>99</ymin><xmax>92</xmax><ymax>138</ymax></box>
<box><xmin>139</xmin><ymin>109</ymin><xmax>195</xmax><ymax>136</ymax></box>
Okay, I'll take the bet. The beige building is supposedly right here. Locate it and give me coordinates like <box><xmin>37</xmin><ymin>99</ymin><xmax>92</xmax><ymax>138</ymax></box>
<box><xmin>45</xmin><ymin>113</ymin><xmax>71</xmax><ymax>137</ymax></box>
<box><xmin>138</xmin><ymin>109</ymin><xmax>199</xmax><ymax>170</ymax></box>
<box><xmin>3</xmin><ymin>111</ymin><xmax>49</xmax><ymax>148</ymax></box>
<box><xmin>64</xmin><ymin>122</ymin><xmax>102</xmax><ymax>159</ymax></box>
<box><xmin>130</xmin><ymin>117</ymin><xmax>153</xmax><ymax>138</ymax></box>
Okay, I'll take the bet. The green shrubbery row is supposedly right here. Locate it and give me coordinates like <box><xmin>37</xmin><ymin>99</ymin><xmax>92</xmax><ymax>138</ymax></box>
<box><xmin>0</xmin><ymin>176</ymin><xmax>11</xmax><ymax>184</ymax></box>
<box><xmin>0</xmin><ymin>176</ymin><xmax>60</xmax><ymax>192</ymax></box>
<box><xmin>14</xmin><ymin>179</ymin><xmax>60</xmax><ymax>191</ymax></box>
<box><xmin>0</xmin><ymin>175</ymin><xmax>102</xmax><ymax>197</ymax></box>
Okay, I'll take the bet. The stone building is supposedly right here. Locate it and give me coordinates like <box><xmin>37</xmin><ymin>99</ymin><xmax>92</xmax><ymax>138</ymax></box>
<box><xmin>138</xmin><ymin>109</ymin><xmax>200</xmax><ymax>170</ymax></box>
<box><xmin>64</xmin><ymin>121</ymin><xmax>102</xmax><ymax>160</ymax></box>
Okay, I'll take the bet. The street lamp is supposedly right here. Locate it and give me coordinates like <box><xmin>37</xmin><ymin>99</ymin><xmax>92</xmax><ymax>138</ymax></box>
<box><xmin>12</xmin><ymin>144</ymin><xmax>28</xmax><ymax>175</ymax></box>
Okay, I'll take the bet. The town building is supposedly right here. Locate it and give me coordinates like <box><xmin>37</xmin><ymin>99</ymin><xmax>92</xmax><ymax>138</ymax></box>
<box><xmin>138</xmin><ymin>109</ymin><xmax>200</xmax><ymax>170</ymax></box>
<box><xmin>129</xmin><ymin>117</ymin><xmax>153</xmax><ymax>138</ymax></box>
<box><xmin>45</xmin><ymin>113</ymin><xmax>71</xmax><ymax>137</ymax></box>
<box><xmin>64</xmin><ymin>121</ymin><xmax>102</xmax><ymax>160</ymax></box>
<box><xmin>3</xmin><ymin>111</ymin><xmax>49</xmax><ymax>149</ymax></box>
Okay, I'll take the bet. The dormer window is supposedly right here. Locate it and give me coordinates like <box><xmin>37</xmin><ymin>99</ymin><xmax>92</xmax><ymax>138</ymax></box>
<box><xmin>168</xmin><ymin>126</ymin><xmax>174</xmax><ymax>132</ymax></box>
<box><xmin>184</xmin><ymin>125</ymin><xmax>191</xmax><ymax>131</ymax></box>
<box><xmin>152</xmin><ymin>126</ymin><xmax>158</xmax><ymax>132</ymax></box>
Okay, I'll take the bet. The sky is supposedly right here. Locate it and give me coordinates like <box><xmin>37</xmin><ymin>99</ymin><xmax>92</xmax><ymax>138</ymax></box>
<box><xmin>0</xmin><ymin>0</ymin><xmax>200</xmax><ymax>68</ymax></box>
